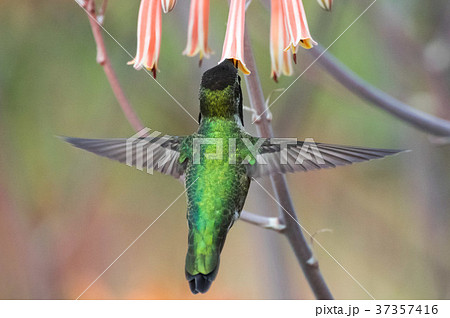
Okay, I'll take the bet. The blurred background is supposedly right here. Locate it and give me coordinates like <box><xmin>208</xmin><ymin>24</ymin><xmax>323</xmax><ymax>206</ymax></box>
<box><xmin>1</xmin><ymin>0</ymin><xmax>450</xmax><ymax>299</ymax></box>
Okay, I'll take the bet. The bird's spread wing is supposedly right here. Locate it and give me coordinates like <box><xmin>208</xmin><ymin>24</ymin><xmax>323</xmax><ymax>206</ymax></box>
<box><xmin>63</xmin><ymin>136</ymin><xmax>187</xmax><ymax>179</ymax></box>
<box><xmin>245</xmin><ymin>138</ymin><xmax>405</xmax><ymax>178</ymax></box>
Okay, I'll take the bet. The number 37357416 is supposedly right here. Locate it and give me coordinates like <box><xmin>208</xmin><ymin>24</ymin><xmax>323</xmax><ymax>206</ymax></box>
<box><xmin>375</xmin><ymin>305</ymin><xmax>438</xmax><ymax>315</ymax></box>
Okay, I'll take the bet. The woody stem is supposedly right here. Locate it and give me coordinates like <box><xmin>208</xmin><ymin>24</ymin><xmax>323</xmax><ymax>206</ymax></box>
<box><xmin>243</xmin><ymin>28</ymin><xmax>334</xmax><ymax>300</ymax></box>
<box><xmin>83</xmin><ymin>0</ymin><xmax>144</xmax><ymax>132</ymax></box>
<box><xmin>308</xmin><ymin>44</ymin><xmax>450</xmax><ymax>136</ymax></box>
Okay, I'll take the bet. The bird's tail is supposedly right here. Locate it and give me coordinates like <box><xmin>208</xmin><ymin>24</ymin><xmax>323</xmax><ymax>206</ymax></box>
<box><xmin>185</xmin><ymin>262</ymin><xmax>220</xmax><ymax>295</ymax></box>
<box><xmin>185</xmin><ymin>229</ymin><xmax>227</xmax><ymax>294</ymax></box>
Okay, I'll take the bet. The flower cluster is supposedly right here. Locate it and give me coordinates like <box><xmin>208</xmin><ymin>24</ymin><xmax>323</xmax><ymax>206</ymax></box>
<box><xmin>130</xmin><ymin>0</ymin><xmax>332</xmax><ymax>80</ymax></box>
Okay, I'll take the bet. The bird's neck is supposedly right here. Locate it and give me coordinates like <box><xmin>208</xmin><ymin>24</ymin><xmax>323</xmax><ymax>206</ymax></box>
<box><xmin>198</xmin><ymin>116</ymin><xmax>242</xmax><ymax>136</ymax></box>
<box><xmin>199</xmin><ymin>86</ymin><xmax>238</xmax><ymax>120</ymax></box>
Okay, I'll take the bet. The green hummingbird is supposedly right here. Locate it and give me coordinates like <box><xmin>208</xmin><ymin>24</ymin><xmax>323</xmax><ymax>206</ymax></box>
<box><xmin>64</xmin><ymin>60</ymin><xmax>403</xmax><ymax>294</ymax></box>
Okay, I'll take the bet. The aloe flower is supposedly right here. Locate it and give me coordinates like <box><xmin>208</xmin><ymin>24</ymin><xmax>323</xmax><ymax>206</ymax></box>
<box><xmin>129</xmin><ymin>0</ymin><xmax>162</xmax><ymax>78</ymax></box>
<box><xmin>183</xmin><ymin>0</ymin><xmax>212</xmax><ymax>66</ymax></box>
<box><xmin>282</xmin><ymin>0</ymin><xmax>317</xmax><ymax>62</ymax></box>
<box><xmin>128</xmin><ymin>0</ymin><xmax>318</xmax><ymax>78</ymax></box>
<box><xmin>161</xmin><ymin>0</ymin><xmax>176</xmax><ymax>13</ymax></box>
<box><xmin>270</xmin><ymin>0</ymin><xmax>293</xmax><ymax>82</ymax></box>
<box><xmin>317</xmin><ymin>0</ymin><xmax>333</xmax><ymax>11</ymax></box>
<box><xmin>219</xmin><ymin>0</ymin><xmax>251</xmax><ymax>75</ymax></box>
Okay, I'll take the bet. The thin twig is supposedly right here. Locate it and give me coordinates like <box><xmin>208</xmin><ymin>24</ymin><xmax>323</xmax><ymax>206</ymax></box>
<box><xmin>243</xmin><ymin>28</ymin><xmax>334</xmax><ymax>300</ymax></box>
<box><xmin>309</xmin><ymin>44</ymin><xmax>450</xmax><ymax>137</ymax></box>
<box><xmin>240</xmin><ymin>210</ymin><xmax>286</xmax><ymax>232</ymax></box>
<box><xmin>83</xmin><ymin>0</ymin><xmax>144</xmax><ymax>132</ymax></box>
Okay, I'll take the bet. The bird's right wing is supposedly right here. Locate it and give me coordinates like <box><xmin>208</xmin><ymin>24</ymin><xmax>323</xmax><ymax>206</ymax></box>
<box><xmin>245</xmin><ymin>138</ymin><xmax>406</xmax><ymax>179</ymax></box>
<box><xmin>63</xmin><ymin>136</ymin><xmax>187</xmax><ymax>179</ymax></box>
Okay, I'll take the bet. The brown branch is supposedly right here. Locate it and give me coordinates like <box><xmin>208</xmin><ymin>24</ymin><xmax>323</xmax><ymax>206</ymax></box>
<box><xmin>83</xmin><ymin>0</ymin><xmax>144</xmax><ymax>132</ymax></box>
<box><xmin>243</xmin><ymin>29</ymin><xmax>334</xmax><ymax>299</ymax></box>
<box><xmin>309</xmin><ymin>44</ymin><xmax>450</xmax><ymax>137</ymax></box>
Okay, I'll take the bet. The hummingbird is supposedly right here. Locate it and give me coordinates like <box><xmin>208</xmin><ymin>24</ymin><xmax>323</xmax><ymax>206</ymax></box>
<box><xmin>64</xmin><ymin>60</ymin><xmax>403</xmax><ymax>294</ymax></box>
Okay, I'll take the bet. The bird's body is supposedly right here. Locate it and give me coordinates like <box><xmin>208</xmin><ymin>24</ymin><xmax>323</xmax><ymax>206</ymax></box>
<box><xmin>184</xmin><ymin>119</ymin><xmax>250</xmax><ymax>290</ymax></box>
<box><xmin>181</xmin><ymin>79</ymin><xmax>253</xmax><ymax>292</ymax></box>
<box><xmin>63</xmin><ymin>60</ymin><xmax>405</xmax><ymax>294</ymax></box>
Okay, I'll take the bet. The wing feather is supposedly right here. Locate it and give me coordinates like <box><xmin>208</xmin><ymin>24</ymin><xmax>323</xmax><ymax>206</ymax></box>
<box><xmin>63</xmin><ymin>136</ymin><xmax>186</xmax><ymax>179</ymax></box>
<box><xmin>246</xmin><ymin>139</ymin><xmax>406</xmax><ymax>178</ymax></box>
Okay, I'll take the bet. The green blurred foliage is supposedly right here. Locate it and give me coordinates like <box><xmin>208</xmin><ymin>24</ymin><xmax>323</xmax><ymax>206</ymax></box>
<box><xmin>0</xmin><ymin>0</ymin><xmax>449</xmax><ymax>299</ymax></box>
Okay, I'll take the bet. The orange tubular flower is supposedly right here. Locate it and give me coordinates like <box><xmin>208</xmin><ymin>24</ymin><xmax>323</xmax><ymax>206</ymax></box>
<box><xmin>282</xmin><ymin>0</ymin><xmax>317</xmax><ymax>63</ymax></box>
<box><xmin>317</xmin><ymin>0</ymin><xmax>333</xmax><ymax>11</ymax></box>
<box><xmin>128</xmin><ymin>0</ymin><xmax>162</xmax><ymax>78</ymax></box>
<box><xmin>220</xmin><ymin>0</ymin><xmax>251</xmax><ymax>75</ymax></box>
<box><xmin>161</xmin><ymin>0</ymin><xmax>177</xmax><ymax>13</ymax></box>
<box><xmin>270</xmin><ymin>0</ymin><xmax>293</xmax><ymax>82</ymax></box>
<box><xmin>183</xmin><ymin>0</ymin><xmax>212</xmax><ymax>66</ymax></box>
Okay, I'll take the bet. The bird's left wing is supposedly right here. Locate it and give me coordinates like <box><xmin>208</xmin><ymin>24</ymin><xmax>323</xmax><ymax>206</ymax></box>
<box><xmin>63</xmin><ymin>136</ymin><xmax>187</xmax><ymax>179</ymax></box>
<box><xmin>245</xmin><ymin>138</ymin><xmax>405</xmax><ymax>179</ymax></box>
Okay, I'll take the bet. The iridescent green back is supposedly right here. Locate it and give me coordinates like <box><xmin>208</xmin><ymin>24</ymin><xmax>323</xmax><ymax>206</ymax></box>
<box><xmin>182</xmin><ymin>84</ymin><xmax>251</xmax><ymax>278</ymax></box>
<box><xmin>183</xmin><ymin>117</ymin><xmax>250</xmax><ymax>277</ymax></box>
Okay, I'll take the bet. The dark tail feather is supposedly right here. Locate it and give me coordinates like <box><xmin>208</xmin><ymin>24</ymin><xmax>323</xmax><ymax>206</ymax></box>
<box><xmin>186</xmin><ymin>273</ymin><xmax>213</xmax><ymax>294</ymax></box>
<box><xmin>185</xmin><ymin>262</ymin><xmax>220</xmax><ymax>294</ymax></box>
